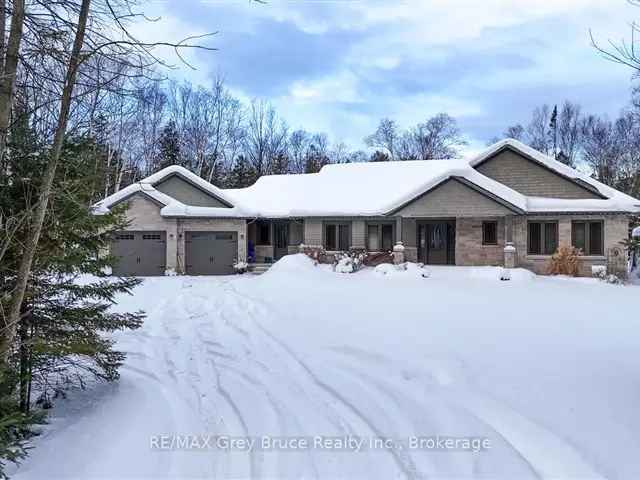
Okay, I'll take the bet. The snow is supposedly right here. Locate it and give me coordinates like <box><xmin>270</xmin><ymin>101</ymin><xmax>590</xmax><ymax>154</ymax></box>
<box><xmin>11</xmin><ymin>256</ymin><xmax>640</xmax><ymax>479</ymax></box>
<box><xmin>93</xmin><ymin>139</ymin><xmax>640</xmax><ymax>219</ymax></box>
<box><xmin>632</xmin><ymin>226</ymin><xmax>640</xmax><ymax>238</ymax></box>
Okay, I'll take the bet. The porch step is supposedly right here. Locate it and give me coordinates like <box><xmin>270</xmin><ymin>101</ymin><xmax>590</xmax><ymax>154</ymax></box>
<box><xmin>250</xmin><ymin>263</ymin><xmax>273</xmax><ymax>275</ymax></box>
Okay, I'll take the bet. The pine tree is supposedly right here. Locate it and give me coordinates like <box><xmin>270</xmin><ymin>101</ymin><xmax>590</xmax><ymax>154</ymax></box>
<box><xmin>0</xmin><ymin>112</ymin><xmax>144</xmax><ymax>475</ymax></box>
<box><xmin>228</xmin><ymin>155</ymin><xmax>257</xmax><ymax>188</ymax></box>
<box><xmin>157</xmin><ymin>120</ymin><xmax>181</xmax><ymax>169</ymax></box>
<box><xmin>549</xmin><ymin>104</ymin><xmax>558</xmax><ymax>159</ymax></box>
<box><xmin>370</xmin><ymin>150</ymin><xmax>390</xmax><ymax>162</ymax></box>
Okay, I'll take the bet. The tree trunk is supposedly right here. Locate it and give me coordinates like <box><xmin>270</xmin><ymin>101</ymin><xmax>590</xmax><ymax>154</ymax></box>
<box><xmin>0</xmin><ymin>0</ymin><xmax>24</xmax><ymax>169</ymax></box>
<box><xmin>18</xmin><ymin>309</ymin><xmax>29</xmax><ymax>412</ymax></box>
<box><xmin>0</xmin><ymin>0</ymin><xmax>92</xmax><ymax>364</ymax></box>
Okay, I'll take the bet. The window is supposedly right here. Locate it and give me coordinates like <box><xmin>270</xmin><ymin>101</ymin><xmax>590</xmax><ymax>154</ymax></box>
<box><xmin>367</xmin><ymin>224</ymin><xmax>379</xmax><ymax>251</ymax></box>
<box><xmin>142</xmin><ymin>234</ymin><xmax>161</xmax><ymax>240</ymax></box>
<box><xmin>482</xmin><ymin>221</ymin><xmax>498</xmax><ymax>245</ymax></box>
<box><xmin>116</xmin><ymin>233</ymin><xmax>134</xmax><ymax>240</ymax></box>
<box><xmin>528</xmin><ymin>221</ymin><xmax>558</xmax><ymax>255</ymax></box>
<box><xmin>366</xmin><ymin>223</ymin><xmax>395</xmax><ymax>251</ymax></box>
<box><xmin>325</xmin><ymin>222</ymin><xmax>350</xmax><ymax>251</ymax></box>
<box><xmin>215</xmin><ymin>233</ymin><xmax>233</xmax><ymax>241</ymax></box>
<box><xmin>257</xmin><ymin>221</ymin><xmax>270</xmax><ymax>245</ymax></box>
<box><xmin>572</xmin><ymin>221</ymin><xmax>604</xmax><ymax>256</ymax></box>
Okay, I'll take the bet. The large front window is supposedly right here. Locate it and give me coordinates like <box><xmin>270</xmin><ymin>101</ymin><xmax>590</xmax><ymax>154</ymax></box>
<box><xmin>366</xmin><ymin>223</ymin><xmax>394</xmax><ymax>251</ymax></box>
<box><xmin>325</xmin><ymin>223</ymin><xmax>350</xmax><ymax>251</ymax></box>
<box><xmin>572</xmin><ymin>221</ymin><xmax>604</xmax><ymax>256</ymax></box>
<box><xmin>528</xmin><ymin>221</ymin><xmax>558</xmax><ymax>255</ymax></box>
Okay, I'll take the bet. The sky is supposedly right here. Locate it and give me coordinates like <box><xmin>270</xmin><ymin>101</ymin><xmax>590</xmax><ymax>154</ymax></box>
<box><xmin>135</xmin><ymin>0</ymin><xmax>638</xmax><ymax>154</ymax></box>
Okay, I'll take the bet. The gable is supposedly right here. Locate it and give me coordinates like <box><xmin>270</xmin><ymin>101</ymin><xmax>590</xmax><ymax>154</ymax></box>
<box><xmin>154</xmin><ymin>174</ymin><xmax>231</xmax><ymax>208</ymax></box>
<box><xmin>394</xmin><ymin>178</ymin><xmax>516</xmax><ymax>218</ymax></box>
<box><xmin>474</xmin><ymin>148</ymin><xmax>602</xmax><ymax>199</ymax></box>
<box><xmin>121</xmin><ymin>193</ymin><xmax>165</xmax><ymax>229</ymax></box>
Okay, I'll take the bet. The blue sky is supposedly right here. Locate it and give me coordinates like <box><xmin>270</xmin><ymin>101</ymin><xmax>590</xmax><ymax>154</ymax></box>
<box><xmin>137</xmin><ymin>0</ymin><xmax>638</xmax><ymax>153</ymax></box>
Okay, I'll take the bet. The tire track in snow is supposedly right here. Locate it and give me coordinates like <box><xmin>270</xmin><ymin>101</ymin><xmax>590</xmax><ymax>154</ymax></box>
<box><xmin>224</xmin><ymin>283</ymin><xmax>424</xmax><ymax>479</ymax></box>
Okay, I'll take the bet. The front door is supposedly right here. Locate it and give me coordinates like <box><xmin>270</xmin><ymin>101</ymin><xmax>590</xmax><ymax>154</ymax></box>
<box><xmin>417</xmin><ymin>221</ymin><xmax>455</xmax><ymax>265</ymax></box>
<box><xmin>273</xmin><ymin>222</ymin><xmax>289</xmax><ymax>260</ymax></box>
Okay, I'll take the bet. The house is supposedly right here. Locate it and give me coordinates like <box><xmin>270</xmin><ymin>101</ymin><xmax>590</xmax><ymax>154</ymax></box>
<box><xmin>94</xmin><ymin>139</ymin><xmax>640</xmax><ymax>277</ymax></box>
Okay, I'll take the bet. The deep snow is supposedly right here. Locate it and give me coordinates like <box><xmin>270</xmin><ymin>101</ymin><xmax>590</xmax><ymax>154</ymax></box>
<box><xmin>11</xmin><ymin>255</ymin><xmax>640</xmax><ymax>479</ymax></box>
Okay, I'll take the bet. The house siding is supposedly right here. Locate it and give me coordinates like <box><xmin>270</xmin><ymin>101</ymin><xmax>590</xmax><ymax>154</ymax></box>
<box><xmin>475</xmin><ymin>149</ymin><xmax>601</xmax><ymax>199</ymax></box>
<box><xmin>395</xmin><ymin>179</ymin><xmax>514</xmax><ymax>218</ymax></box>
<box><xmin>155</xmin><ymin>175</ymin><xmax>230</xmax><ymax>208</ymax></box>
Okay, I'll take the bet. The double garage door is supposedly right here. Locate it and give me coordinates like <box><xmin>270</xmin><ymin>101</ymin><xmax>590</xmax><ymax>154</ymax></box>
<box><xmin>185</xmin><ymin>231</ymin><xmax>237</xmax><ymax>275</ymax></box>
<box><xmin>112</xmin><ymin>230</ymin><xmax>238</xmax><ymax>276</ymax></box>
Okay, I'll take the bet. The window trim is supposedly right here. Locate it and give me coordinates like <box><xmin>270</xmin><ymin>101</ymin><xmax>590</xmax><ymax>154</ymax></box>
<box><xmin>527</xmin><ymin>220</ymin><xmax>558</xmax><ymax>256</ymax></box>
<box><xmin>323</xmin><ymin>221</ymin><xmax>352</xmax><ymax>252</ymax></box>
<box><xmin>482</xmin><ymin>221</ymin><xmax>498</xmax><ymax>246</ymax></box>
<box><xmin>365</xmin><ymin>221</ymin><xmax>396</xmax><ymax>252</ymax></box>
<box><xmin>571</xmin><ymin>220</ymin><xmax>604</xmax><ymax>257</ymax></box>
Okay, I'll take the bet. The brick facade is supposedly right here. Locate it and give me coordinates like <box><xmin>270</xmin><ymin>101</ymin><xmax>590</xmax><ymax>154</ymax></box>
<box><xmin>455</xmin><ymin>217</ymin><xmax>505</xmax><ymax>266</ymax></box>
<box><xmin>513</xmin><ymin>214</ymin><xmax>629</xmax><ymax>276</ymax></box>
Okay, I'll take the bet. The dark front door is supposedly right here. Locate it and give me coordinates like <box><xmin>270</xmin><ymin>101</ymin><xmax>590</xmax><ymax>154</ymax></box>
<box><xmin>185</xmin><ymin>231</ymin><xmax>238</xmax><ymax>275</ymax></box>
<box><xmin>273</xmin><ymin>222</ymin><xmax>289</xmax><ymax>260</ymax></box>
<box><xmin>417</xmin><ymin>221</ymin><xmax>455</xmax><ymax>265</ymax></box>
<box><xmin>112</xmin><ymin>231</ymin><xmax>166</xmax><ymax>276</ymax></box>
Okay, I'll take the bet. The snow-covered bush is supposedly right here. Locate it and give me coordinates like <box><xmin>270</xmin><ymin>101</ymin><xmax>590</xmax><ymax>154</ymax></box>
<box><xmin>603</xmin><ymin>274</ymin><xmax>623</xmax><ymax>285</ymax></box>
<box><xmin>548</xmin><ymin>244</ymin><xmax>580</xmax><ymax>276</ymax></box>
<box><xmin>333</xmin><ymin>251</ymin><xmax>367</xmax><ymax>274</ymax></box>
<box><xmin>591</xmin><ymin>265</ymin><xmax>623</xmax><ymax>285</ymax></box>
<box><xmin>233</xmin><ymin>261</ymin><xmax>249</xmax><ymax>274</ymax></box>
<box><xmin>591</xmin><ymin>265</ymin><xmax>607</xmax><ymax>279</ymax></box>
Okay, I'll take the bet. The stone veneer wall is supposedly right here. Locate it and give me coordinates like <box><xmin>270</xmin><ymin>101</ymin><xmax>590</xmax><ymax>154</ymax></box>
<box><xmin>455</xmin><ymin>217</ymin><xmax>505</xmax><ymax>266</ymax></box>
<box><xmin>513</xmin><ymin>214</ymin><xmax>629</xmax><ymax>276</ymax></box>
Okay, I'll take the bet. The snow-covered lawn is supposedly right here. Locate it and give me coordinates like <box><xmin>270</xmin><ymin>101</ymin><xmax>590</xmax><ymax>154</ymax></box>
<box><xmin>12</xmin><ymin>256</ymin><xmax>640</xmax><ymax>479</ymax></box>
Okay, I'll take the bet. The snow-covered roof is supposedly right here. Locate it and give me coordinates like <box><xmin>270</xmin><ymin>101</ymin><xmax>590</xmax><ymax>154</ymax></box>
<box><xmin>94</xmin><ymin>140</ymin><xmax>640</xmax><ymax>219</ymax></box>
<box><xmin>93</xmin><ymin>165</ymin><xmax>252</xmax><ymax>218</ymax></box>
<box><xmin>225</xmin><ymin>159</ymin><xmax>528</xmax><ymax>217</ymax></box>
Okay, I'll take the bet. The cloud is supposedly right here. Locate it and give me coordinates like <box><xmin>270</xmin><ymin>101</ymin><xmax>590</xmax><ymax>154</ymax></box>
<box><xmin>132</xmin><ymin>0</ymin><xmax>639</xmax><ymax>151</ymax></box>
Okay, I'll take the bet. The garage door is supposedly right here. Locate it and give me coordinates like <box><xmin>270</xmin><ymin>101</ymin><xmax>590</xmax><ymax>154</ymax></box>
<box><xmin>112</xmin><ymin>231</ymin><xmax>166</xmax><ymax>276</ymax></box>
<box><xmin>185</xmin><ymin>231</ymin><xmax>237</xmax><ymax>275</ymax></box>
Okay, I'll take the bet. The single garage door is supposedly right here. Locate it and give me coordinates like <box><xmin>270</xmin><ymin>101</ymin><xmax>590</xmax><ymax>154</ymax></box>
<box><xmin>112</xmin><ymin>231</ymin><xmax>166</xmax><ymax>276</ymax></box>
<box><xmin>185</xmin><ymin>231</ymin><xmax>237</xmax><ymax>275</ymax></box>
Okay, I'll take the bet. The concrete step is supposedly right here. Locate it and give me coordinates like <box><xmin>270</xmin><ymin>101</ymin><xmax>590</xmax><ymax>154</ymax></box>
<box><xmin>250</xmin><ymin>263</ymin><xmax>273</xmax><ymax>275</ymax></box>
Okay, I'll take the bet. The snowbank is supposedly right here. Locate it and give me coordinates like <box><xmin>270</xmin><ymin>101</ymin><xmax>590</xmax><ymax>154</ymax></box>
<box><xmin>262</xmin><ymin>254</ymin><xmax>320</xmax><ymax>275</ymax></box>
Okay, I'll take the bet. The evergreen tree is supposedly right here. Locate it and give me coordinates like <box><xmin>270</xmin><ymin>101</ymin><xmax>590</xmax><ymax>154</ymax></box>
<box><xmin>370</xmin><ymin>150</ymin><xmax>390</xmax><ymax>162</ymax></box>
<box><xmin>0</xmin><ymin>112</ymin><xmax>144</xmax><ymax>475</ymax></box>
<box><xmin>549</xmin><ymin>104</ymin><xmax>558</xmax><ymax>159</ymax></box>
<box><xmin>157</xmin><ymin>120</ymin><xmax>181</xmax><ymax>169</ymax></box>
<box><xmin>227</xmin><ymin>155</ymin><xmax>257</xmax><ymax>188</ymax></box>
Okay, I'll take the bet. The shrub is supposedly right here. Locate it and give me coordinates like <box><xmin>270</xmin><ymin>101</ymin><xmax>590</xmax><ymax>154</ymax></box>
<box><xmin>333</xmin><ymin>251</ymin><xmax>367</xmax><ymax>274</ymax></box>
<box><xmin>548</xmin><ymin>244</ymin><xmax>580</xmax><ymax>276</ymax></box>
